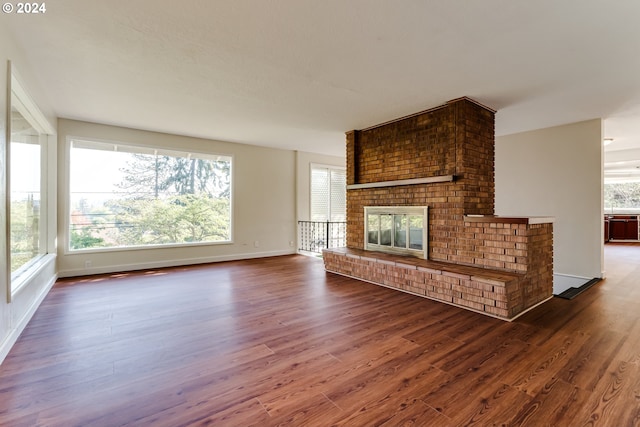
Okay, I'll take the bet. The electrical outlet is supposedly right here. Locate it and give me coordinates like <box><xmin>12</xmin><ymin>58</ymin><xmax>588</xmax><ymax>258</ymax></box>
<box><xmin>84</xmin><ymin>260</ymin><xmax>92</xmax><ymax>269</ymax></box>
<box><xmin>254</xmin><ymin>241</ymin><xmax>260</xmax><ymax>248</ymax></box>
<box><xmin>289</xmin><ymin>241</ymin><xmax>294</xmax><ymax>247</ymax></box>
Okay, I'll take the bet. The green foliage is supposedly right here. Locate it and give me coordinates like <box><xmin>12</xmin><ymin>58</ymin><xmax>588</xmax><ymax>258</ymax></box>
<box><xmin>105</xmin><ymin>195</ymin><xmax>230</xmax><ymax>246</ymax></box>
<box><xmin>69</xmin><ymin>199</ymin><xmax>112</xmax><ymax>250</ymax></box>
<box><xmin>10</xmin><ymin>198</ymin><xmax>40</xmax><ymax>273</ymax></box>
<box><xmin>70</xmin><ymin>228</ymin><xmax>105</xmax><ymax>249</ymax></box>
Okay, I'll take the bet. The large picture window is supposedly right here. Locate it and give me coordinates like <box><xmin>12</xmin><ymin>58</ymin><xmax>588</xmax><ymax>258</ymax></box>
<box><xmin>8</xmin><ymin>64</ymin><xmax>55</xmax><ymax>298</ymax></box>
<box><xmin>68</xmin><ymin>139</ymin><xmax>232</xmax><ymax>251</ymax></box>
<box><xmin>10</xmin><ymin>109</ymin><xmax>45</xmax><ymax>276</ymax></box>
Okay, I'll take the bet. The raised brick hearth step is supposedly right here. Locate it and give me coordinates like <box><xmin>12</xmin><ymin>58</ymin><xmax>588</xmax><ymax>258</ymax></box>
<box><xmin>322</xmin><ymin>247</ymin><xmax>545</xmax><ymax>321</ymax></box>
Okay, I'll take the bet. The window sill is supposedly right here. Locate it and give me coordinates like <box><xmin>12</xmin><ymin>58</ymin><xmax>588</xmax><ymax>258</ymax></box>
<box><xmin>11</xmin><ymin>253</ymin><xmax>57</xmax><ymax>300</ymax></box>
<box><xmin>64</xmin><ymin>239</ymin><xmax>234</xmax><ymax>256</ymax></box>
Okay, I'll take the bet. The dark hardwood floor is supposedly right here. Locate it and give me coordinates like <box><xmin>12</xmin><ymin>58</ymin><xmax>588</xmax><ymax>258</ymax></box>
<box><xmin>1</xmin><ymin>245</ymin><xmax>639</xmax><ymax>426</ymax></box>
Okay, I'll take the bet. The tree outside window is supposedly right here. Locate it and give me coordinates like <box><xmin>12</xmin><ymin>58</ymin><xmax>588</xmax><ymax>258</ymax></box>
<box><xmin>604</xmin><ymin>182</ymin><xmax>640</xmax><ymax>212</ymax></box>
<box><xmin>69</xmin><ymin>140</ymin><xmax>232</xmax><ymax>250</ymax></box>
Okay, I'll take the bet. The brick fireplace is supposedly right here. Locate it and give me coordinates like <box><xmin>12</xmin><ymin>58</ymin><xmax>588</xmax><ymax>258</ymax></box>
<box><xmin>323</xmin><ymin>97</ymin><xmax>554</xmax><ymax>320</ymax></box>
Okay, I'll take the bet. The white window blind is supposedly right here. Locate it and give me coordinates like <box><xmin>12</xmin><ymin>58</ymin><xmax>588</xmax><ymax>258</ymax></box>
<box><xmin>311</xmin><ymin>166</ymin><xmax>346</xmax><ymax>221</ymax></box>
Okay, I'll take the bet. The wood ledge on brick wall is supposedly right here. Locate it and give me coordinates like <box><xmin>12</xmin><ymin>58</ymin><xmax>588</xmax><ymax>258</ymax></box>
<box><xmin>323</xmin><ymin>247</ymin><xmax>521</xmax><ymax>282</ymax></box>
<box><xmin>464</xmin><ymin>215</ymin><xmax>554</xmax><ymax>225</ymax></box>
<box><xmin>346</xmin><ymin>175</ymin><xmax>455</xmax><ymax>190</ymax></box>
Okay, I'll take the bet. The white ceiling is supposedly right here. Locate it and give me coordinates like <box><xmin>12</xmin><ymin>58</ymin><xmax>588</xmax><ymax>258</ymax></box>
<box><xmin>3</xmin><ymin>0</ymin><xmax>640</xmax><ymax>163</ymax></box>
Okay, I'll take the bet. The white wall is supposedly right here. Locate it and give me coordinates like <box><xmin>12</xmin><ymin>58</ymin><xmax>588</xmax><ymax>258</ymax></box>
<box><xmin>495</xmin><ymin>119</ymin><xmax>603</xmax><ymax>291</ymax></box>
<box><xmin>57</xmin><ymin>119</ymin><xmax>297</xmax><ymax>277</ymax></box>
<box><xmin>295</xmin><ymin>150</ymin><xmax>345</xmax><ymax>222</ymax></box>
<box><xmin>0</xmin><ymin>25</ymin><xmax>58</xmax><ymax>364</ymax></box>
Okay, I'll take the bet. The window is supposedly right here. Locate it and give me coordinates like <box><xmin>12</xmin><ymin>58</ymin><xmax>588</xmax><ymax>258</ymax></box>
<box><xmin>10</xmin><ymin>109</ymin><xmax>45</xmax><ymax>276</ymax></box>
<box><xmin>8</xmin><ymin>65</ymin><xmax>55</xmax><ymax>296</ymax></box>
<box><xmin>311</xmin><ymin>165</ymin><xmax>346</xmax><ymax>221</ymax></box>
<box><xmin>604</xmin><ymin>181</ymin><xmax>640</xmax><ymax>213</ymax></box>
<box><xmin>365</xmin><ymin>206</ymin><xmax>428</xmax><ymax>258</ymax></box>
<box><xmin>68</xmin><ymin>139</ymin><xmax>232</xmax><ymax>251</ymax></box>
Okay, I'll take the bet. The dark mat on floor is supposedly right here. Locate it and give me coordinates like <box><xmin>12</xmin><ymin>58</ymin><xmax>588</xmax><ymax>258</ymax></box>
<box><xmin>555</xmin><ymin>278</ymin><xmax>601</xmax><ymax>300</ymax></box>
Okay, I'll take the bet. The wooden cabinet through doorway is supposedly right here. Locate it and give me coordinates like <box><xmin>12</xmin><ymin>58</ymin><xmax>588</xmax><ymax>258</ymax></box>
<box><xmin>607</xmin><ymin>215</ymin><xmax>639</xmax><ymax>241</ymax></box>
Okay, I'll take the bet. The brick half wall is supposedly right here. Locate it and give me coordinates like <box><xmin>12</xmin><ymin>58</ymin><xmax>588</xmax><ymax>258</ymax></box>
<box><xmin>325</xmin><ymin>217</ymin><xmax>553</xmax><ymax>320</ymax></box>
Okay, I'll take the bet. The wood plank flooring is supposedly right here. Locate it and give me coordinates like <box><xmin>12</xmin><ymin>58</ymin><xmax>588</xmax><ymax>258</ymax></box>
<box><xmin>0</xmin><ymin>244</ymin><xmax>639</xmax><ymax>426</ymax></box>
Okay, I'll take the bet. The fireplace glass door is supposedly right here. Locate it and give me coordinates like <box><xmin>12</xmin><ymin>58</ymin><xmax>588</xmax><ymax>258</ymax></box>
<box><xmin>409</xmin><ymin>216</ymin><xmax>423</xmax><ymax>250</ymax></box>
<box><xmin>364</xmin><ymin>206</ymin><xmax>428</xmax><ymax>258</ymax></box>
<box><xmin>380</xmin><ymin>215</ymin><xmax>392</xmax><ymax>246</ymax></box>
<box><xmin>394</xmin><ymin>215</ymin><xmax>407</xmax><ymax>248</ymax></box>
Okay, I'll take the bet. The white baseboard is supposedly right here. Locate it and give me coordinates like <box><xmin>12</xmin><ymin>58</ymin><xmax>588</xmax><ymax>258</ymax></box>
<box><xmin>0</xmin><ymin>274</ymin><xmax>57</xmax><ymax>365</ymax></box>
<box><xmin>57</xmin><ymin>249</ymin><xmax>297</xmax><ymax>278</ymax></box>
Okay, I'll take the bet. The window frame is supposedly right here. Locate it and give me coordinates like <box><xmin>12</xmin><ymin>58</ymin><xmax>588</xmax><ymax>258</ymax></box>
<box><xmin>6</xmin><ymin>62</ymin><xmax>56</xmax><ymax>302</ymax></box>
<box><xmin>309</xmin><ymin>163</ymin><xmax>346</xmax><ymax>222</ymax></box>
<box><xmin>64</xmin><ymin>136</ymin><xmax>234</xmax><ymax>254</ymax></box>
<box><xmin>604</xmin><ymin>180</ymin><xmax>640</xmax><ymax>214</ymax></box>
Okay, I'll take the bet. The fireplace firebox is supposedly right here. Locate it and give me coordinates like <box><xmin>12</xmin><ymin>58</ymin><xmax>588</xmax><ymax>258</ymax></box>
<box><xmin>364</xmin><ymin>206</ymin><xmax>428</xmax><ymax>259</ymax></box>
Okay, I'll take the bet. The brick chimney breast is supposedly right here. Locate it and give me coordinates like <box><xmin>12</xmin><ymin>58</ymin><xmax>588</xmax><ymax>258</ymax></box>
<box><xmin>346</xmin><ymin>97</ymin><xmax>496</xmax><ymax>263</ymax></box>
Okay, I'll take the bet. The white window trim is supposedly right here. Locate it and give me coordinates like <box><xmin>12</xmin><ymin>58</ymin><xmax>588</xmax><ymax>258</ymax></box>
<box><xmin>6</xmin><ymin>62</ymin><xmax>56</xmax><ymax>302</ymax></box>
